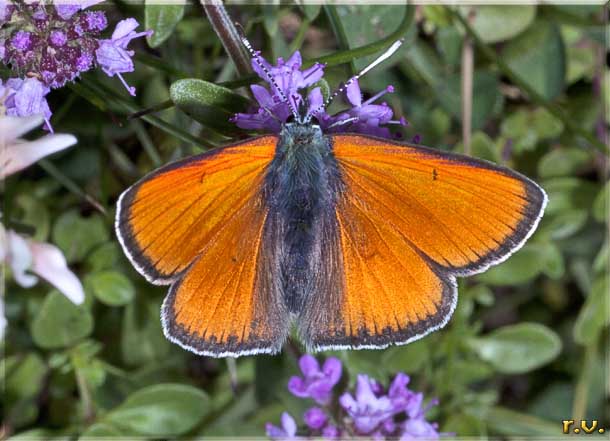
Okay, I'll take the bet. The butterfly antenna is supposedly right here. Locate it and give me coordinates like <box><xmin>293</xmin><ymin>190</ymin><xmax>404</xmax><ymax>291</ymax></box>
<box><xmin>236</xmin><ymin>24</ymin><xmax>300</xmax><ymax>122</ymax></box>
<box><xmin>305</xmin><ymin>39</ymin><xmax>404</xmax><ymax>123</ymax></box>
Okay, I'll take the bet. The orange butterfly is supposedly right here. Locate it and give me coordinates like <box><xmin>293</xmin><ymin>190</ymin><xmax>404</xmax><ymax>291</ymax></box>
<box><xmin>115</xmin><ymin>41</ymin><xmax>546</xmax><ymax>357</ymax></box>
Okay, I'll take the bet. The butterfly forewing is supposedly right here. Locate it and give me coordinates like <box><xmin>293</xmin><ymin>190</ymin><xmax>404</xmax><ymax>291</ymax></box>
<box><xmin>116</xmin><ymin>136</ymin><xmax>290</xmax><ymax>356</ymax></box>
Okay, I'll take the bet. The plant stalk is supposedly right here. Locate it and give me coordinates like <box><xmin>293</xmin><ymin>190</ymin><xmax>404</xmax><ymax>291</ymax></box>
<box><xmin>202</xmin><ymin>0</ymin><xmax>252</xmax><ymax>77</ymax></box>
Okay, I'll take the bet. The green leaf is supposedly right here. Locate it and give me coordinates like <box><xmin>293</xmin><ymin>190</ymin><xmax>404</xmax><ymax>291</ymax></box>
<box><xmin>542</xmin><ymin>177</ymin><xmax>598</xmax><ymax>216</ymax></box>
<box><xmin>145</xmin><ymin>2</ymin><xmax>185</xmax><ymax>48</ymax></box>
<box><xmin>439</xmin><ymin>71</ymin><xmax>503</xmax><ymax>130</ymax></box>
<box><xmin>381</xmin><ymin>339</ymin><xmax>430</xmax><ymax>373</ymax></box>
<box><xmin>544</xmin><ymin>209</ymin><xmax>588</xmax><ymax>240</ymax></box>
<box><xmin>486</xmin><ymin>406</ymin><xmax>558</xmax><ymax>435</ymax></box>
<box><xmin>460</xmin><ymin>5</ymin><xmax>537</xmax><ymax>43</ymax></box>
<box><xmin>334</xmin><ymin>4</ymin><xmax>411</xmax><ymax>70</ymax></box>
<box><xmin>88</xmin><ymin>271</ymin><xmax>135</xmax><ymax>306</ymax></box>
<box><xmin>15</xmin><ymin>194</ymin><xmax>50</xmax><ymax>241</ymax></box>
<box><xmin>105</xmin><ymin>383</ymin><xmax>210</xmax><ymax>437</ymax></box>
<box><xmin>538</xmin><ymin>147</ymin><xmax>592</xmax><ymax>178</ymax></box>
<box><xmin>31</xmin><ymin>291</ymin><xmax>93</xmax><ymax>349</ymax></box>
<box><xmin>80</xmin><ymin>422</ymin><xmax>124</xmax><ymax>438</ymax></box>
<box><xmin>170</xmin><ymin>79</ymin><xmax>249</xmax><ymax>132</ymax></box>
<box><xmin>86</xmin><ymin>242</ymin><xmax>120</xmax><ymax>272</ymax></box>
<box><xmin>470</xmin><ymin>323</ymin><xmax>562</xmax><ymax>374</ymax></box>
<box><xmin>3</xmin><ymin>353</ymin><xmax>47</xmax><ymax>401</ymax></box>
<box><xmin>574</xmin><ymin>275</ymin><xmax>609</xmax><ymax>345</ymax></box>
<box><xmin>52</xmin><ymin>210</ymin><xmax>109</xmax><ymax>263</ymax></box>
<box><xmin>476</xmin><ymin>243</ymin><xmax>547</xmax><ymax>286</ymax></box>
<box><xmin>455</xmin><ymin>131</ymin><xmax>501</xmax><ymax>163</ymax></box>
<box><xmin>121</xmin><ymin>299</ymin><xmax>170</xmax><ymax>366</ymax></box>
<box><xmin>301</xmin><ymin>4</ymin><xmax>322</xmax><ymax>20</ymax></box>
<box><xmin>503</xmin><ymin>21</ymin><xmax>566</xmax><ymax>100</ymax></box>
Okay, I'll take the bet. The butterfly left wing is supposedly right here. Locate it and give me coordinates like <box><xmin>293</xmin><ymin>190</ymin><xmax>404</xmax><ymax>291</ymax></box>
<box><xmin>300</xmin><ymin>134</ymin><xmax>546</xmax><ymax>351</ymax></box>
<box><xmin>116</xmin><ymin>136</ymin><xmax>290</xmax><ymax>356</ymax></box>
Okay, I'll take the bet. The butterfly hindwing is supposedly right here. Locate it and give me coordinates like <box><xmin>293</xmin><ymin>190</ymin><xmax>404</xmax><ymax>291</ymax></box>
<box><xmin>302</xmin><ymin>134</ymin><xmax>547</xmax><ymax>351</ymax></box>
<box><xmin>116</xmin><ymin>136</ymin><xmax>290</xmax><ymax>356</ymax></box>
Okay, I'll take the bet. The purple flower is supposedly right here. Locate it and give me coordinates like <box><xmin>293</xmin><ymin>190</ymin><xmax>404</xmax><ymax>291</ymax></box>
<box><xmin>83</xmin><ymin>11</ymin><xmax>107</xmax><ymax>32</ymax></box>
<box><xmin>11</xmin><ymin>31</ymin><xmax>32</xmax><ymax>51</ymax></box>
<box><xmin>232</xmin><ymin>50</ymin><xmax>406</xmax><ymax>138</ymax></box>
<box><xmin>339</xmin><ymin>374</ymin><xmax>395</xmax><ymax>435</ymax></box>
<box><xmin>0</xmin><ymin>39</ymin><xmax>5</xmax><ymax>61</ymax></box>
<box><xmin>388</xmin><ymin>373</ymin><xmax>417</xmax><ymax>413</ymax></box>
<box><xmin>321</xmin><ymin>425</ymin><xmax>340</xmax><ymax>439</ymax></box>
<box><xmin>54</xmin><ymin>1</ymin><xmax>104</xmax><ymax>20</ymax></box>
<box><xmin>400</xmin><ymin>418</ymin><xmax>440</xmax><ymax>441</ymax></box>
<box><xmin>54</xmin><ymin>4</ymin><xmax>81</xmax><ymax>20</ymax></box>
<box><xmin>2</xmin><ymin>78</ymin><xmax>53</xmax><ymax>132</ymax></box>
<box><xmin>49</xmin><ymin>30</ymin><xmax>68</xmax><ymax>47</ymax></box>
<box><xmin>303</xmin><ymin>407</ymin><xmax>327</xmax><ymax>430</ymax></box>
<box><xmin>287</xmin><ymin>355</ymin><xmax>342</xmax><ymax>405</ymax></box>
<box><xmin>324</xmin><ymin>80</ymin><xmax>407</xmax><ymax>138</ymax></box>
<box><xmin>95</xmin><ymin>18</ymin><xmax>153</xmax><ymax>96</ymax></box>
<box><xmin>232</xmin><ymin>51</ymin><xmax>324</xmax><ymax>133</ymax></box>
<box><xmin>0</xmin><ymin>0</ymin><xmax>14</xmax><ymax>24</ymax></box>
<box><xmin>266</xmin><ymin>412</ymin><xmax>297</xmax><ymax>440</ymax></box>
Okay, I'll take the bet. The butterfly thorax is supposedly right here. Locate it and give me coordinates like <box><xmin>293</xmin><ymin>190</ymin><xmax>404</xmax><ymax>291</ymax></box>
<box><xmin>263</xmin><ymin>123</ymin><xmax>343</xmax><ymax>313</ymax></box>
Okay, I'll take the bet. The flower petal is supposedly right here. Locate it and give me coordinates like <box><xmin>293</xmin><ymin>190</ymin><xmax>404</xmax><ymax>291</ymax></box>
<box><xmin>280</xmin><ymin>412</ymin><xmax>297</xmax><ymax>437</ymax></box>
<box><xmin>322</xmin><ymin>357</ymin><xmax>342</xmax><ymax>385</ymax></box>
<box><xmin>287</xmin><ymin>376</ymin><xmax>308</xmax><ymax>397</ymax></box>
<box><xmin>299</xmin><ymin>354</ymin><xmax>320</xmax><ymax>377</ymax></box>
<box><xmin>0</xmin><ymin>115</ymin><xmax>44</xmax><ymax>143</ymax></box>
<box><xmin>5</xmin><ymin>230</ymin><xmax>37</xmax><ymax>287</ymax></box>
<box><xmin>346</xmin><ymin>79</ymin><xmax>362</xmax><ymax>106</ymax></box>
<box><xmin>0</xmin><ymin>133</ymin><xmax>77</xmax><ymax>179</ymax></box>
<box><xmin>111</xmin><ymin>18</ymin><xmax>140</xmax><ymax>40</ymax></box>
<box><xmin>29</xmin><ymin>241</ymin><xmax>85</xmax><ymax>304</ymax></box>
<box><xmin>304</xmin><ymin>407</ymin><xmax>327</xmax><ymax>430</ymax></box>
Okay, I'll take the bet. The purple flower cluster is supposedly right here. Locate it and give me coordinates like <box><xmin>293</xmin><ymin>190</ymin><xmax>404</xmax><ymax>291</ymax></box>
<box><xmin>1</xmin><ymin>0</ymin><xmax>151</xmax><ymax>129</ymax></box>
<box><xmin>266</xmin><ymin>355</ymin><xmax>441</xmax><ymax>440</ymax></box>
<box><xmin>232</xmin><ymin>50</ymin><xmax>407</xmax><ymax>139</ymax></box>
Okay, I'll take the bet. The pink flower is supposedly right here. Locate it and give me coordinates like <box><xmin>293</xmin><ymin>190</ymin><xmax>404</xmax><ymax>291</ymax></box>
<box><xmin>0</xmin><ymin>114</ymin><xmax>83</xmax><ymax>308</ymax></box>
<box><xmin>0</xmin><ymin>115</ymin><xmax>77</xmax><ymax>179</ymax></box>
<box><xmin>1</xmin><ymin>226</ymin><xmax>85</xmax><ymax>305</ymax></box>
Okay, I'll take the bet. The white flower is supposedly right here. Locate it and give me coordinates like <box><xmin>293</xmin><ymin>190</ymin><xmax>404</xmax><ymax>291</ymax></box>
<box><xmin>0</xmin><ymin>114</ymin><xmax>77</xmax><ymax>179</ymax></box>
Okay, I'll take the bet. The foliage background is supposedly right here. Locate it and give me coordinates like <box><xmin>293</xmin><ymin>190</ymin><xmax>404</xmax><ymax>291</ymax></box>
<box><xmin>2</xmin><ymin>2</ymin><xmax>609</xmax><ymax>439</ymax></box>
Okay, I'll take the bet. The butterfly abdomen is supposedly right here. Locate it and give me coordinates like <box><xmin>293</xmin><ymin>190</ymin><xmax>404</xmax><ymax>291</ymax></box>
<box><xmin>264</xmin><ymin>125</ymin><xmax>342</xmax><ymax>313</ymax></box>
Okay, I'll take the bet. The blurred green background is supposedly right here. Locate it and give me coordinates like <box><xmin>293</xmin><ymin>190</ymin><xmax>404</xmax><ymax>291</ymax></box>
<box><xmin>2</xmin><ymin>3</ymin><xmax>608</xmax><ymax>439</ymax></box>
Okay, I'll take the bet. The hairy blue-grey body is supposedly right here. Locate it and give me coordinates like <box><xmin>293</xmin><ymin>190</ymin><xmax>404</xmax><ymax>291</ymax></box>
<box><xmin>262</xmin><ymin>123</ymin><xmax>344</xmax><ymax>315</ymax></box>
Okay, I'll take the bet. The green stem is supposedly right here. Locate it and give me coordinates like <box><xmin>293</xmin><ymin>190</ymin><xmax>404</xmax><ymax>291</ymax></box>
<box><xmin>74</xmin><ymin>367</ymin><xmax>95</xmax><ymax>423</ymax></box>
<box><xmin>202</xmin><ymin>0</ymin><xmax>252</xmax><ymax>76</ymax></box>
<box><xmin>449</xmin><ymin>7</ymin><xmax>609</xmax><ymax>155</ymax></box>
<box><xmin>288</xmin><ymin>16</ymin><xmax>311</xmax><ymax>53</ymax></box>
<box><xmin>572</xmin><ymin>339</ymin><xmax>597</xmax><ymax>421</ymax></box>
<box><xmin>128</xmin><ymin>99</ymin><xmax>174</xmax><ymax>120</ymax></box>
<box><xmin>38</xmin><ymin>159</ymin><xmax>106</xmax><ymax>215</ymax></box>
<box><xmin>132</xmin><ymin>119</ymin><xmax>162</xmax><ymax>167</ymax></box>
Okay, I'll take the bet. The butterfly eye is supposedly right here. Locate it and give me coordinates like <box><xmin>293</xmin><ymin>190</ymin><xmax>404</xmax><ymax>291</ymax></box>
<box><xmin>286</xmin><ymin>114</ymin><xmax>298</xmax><ymax>124</ymax></box>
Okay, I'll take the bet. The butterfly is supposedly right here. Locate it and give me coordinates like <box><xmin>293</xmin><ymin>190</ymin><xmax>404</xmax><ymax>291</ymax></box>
<box><xmin>115</xmin><ymin>40</ymin><xmax>547</xmax><ymax>358</ymax></box>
